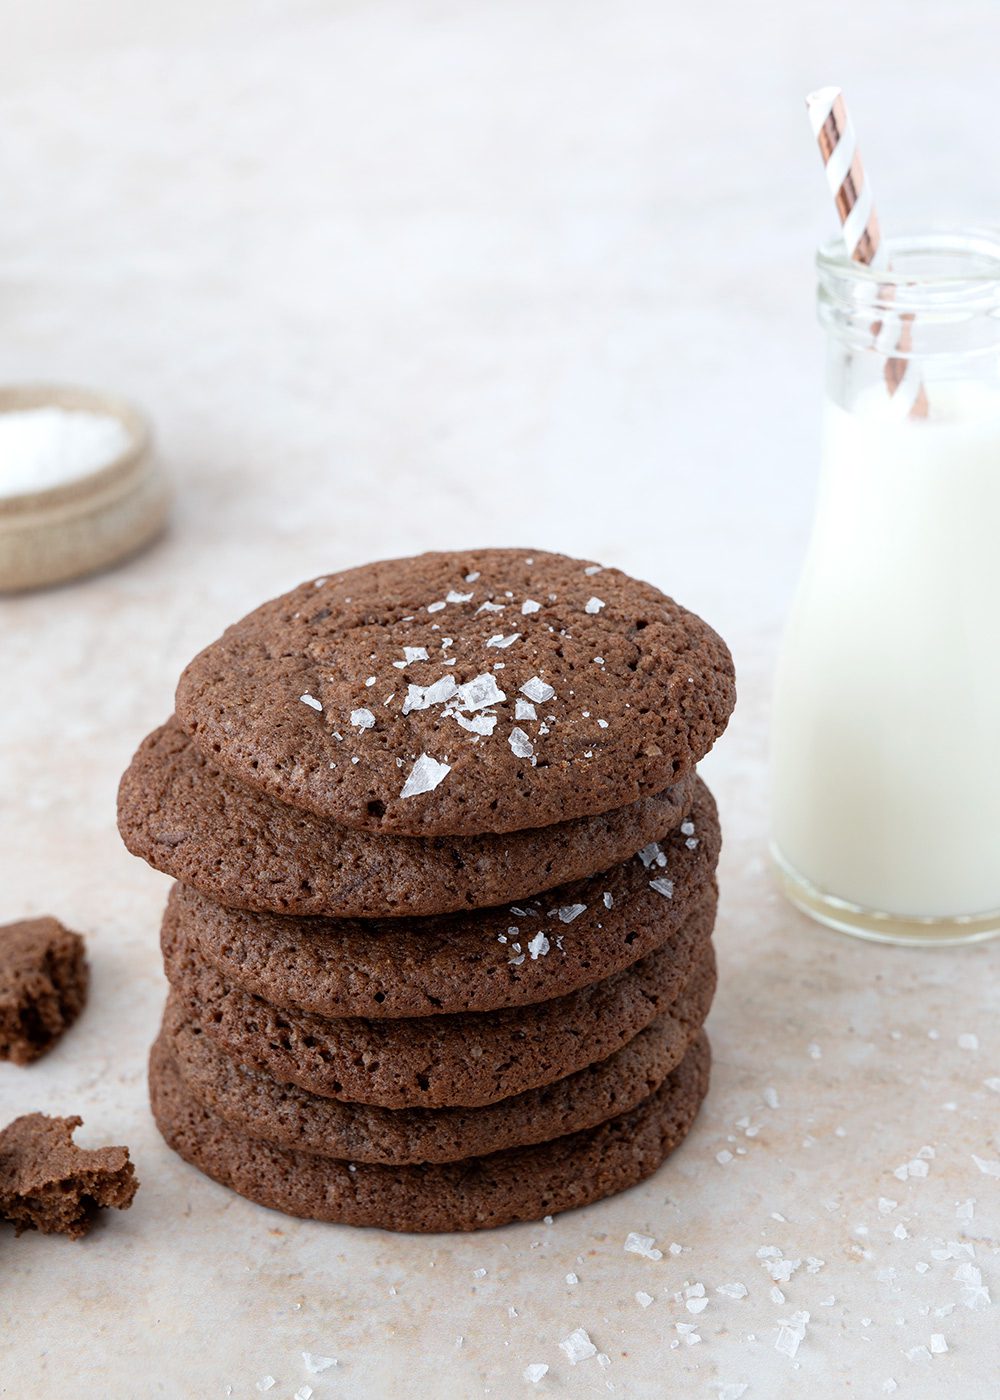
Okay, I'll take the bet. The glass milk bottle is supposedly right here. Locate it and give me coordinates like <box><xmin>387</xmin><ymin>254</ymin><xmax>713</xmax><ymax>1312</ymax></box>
<box><xmin>771</xmin><ymin>229</ymin><xmax>1000</xmax><ymax>945</ymax></box>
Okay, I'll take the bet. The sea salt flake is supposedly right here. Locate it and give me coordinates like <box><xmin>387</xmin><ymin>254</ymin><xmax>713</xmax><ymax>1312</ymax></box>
<box><xmin>763</xmin><ymin>1086</ymin><xmax>780</xmax><ymax>1109</ymax></box>
<box><xmin>552</xmin><ymin>903</ymin><xmax>587</xmax><ymax>924</ymax></box>
<box><xmin>456</xmin><ymin>673</ymin><xmax>506</xmax><ymax>711</ymax></box>
<box><xmin>472</xmin><ymin>1267</ymin><xmax>487</xmax><ymax>1278</ymax></box>
<box><xmin>893</xmin><ymin>1225</ymin><xmax>908</xmax><ymax>1240</ymax></box>
<box><xmin>302</xmin><ymin>1353</ymin><xmax>336</xmax><ymax>1374</ymax></box>
<box><xmin>400</xmin><ymin>754</ymin><xmax>451</xmax><ymax>799</ymax></box>
<box><xmin>515</xmin><ymin>698</ymin><xmax>537</xmax><ymax>721</ymax></box>
<box><xmin>972</xmin><ymin>1154</ymin><xmax>1000</xmax><ymax>1178</ymax></box>
<box><xmin>765</xmin><ymin>1258</ymin><xmax>802</xmax><ymax>1284</ymax></box>
<box><xmin>350</xmin><ymin>708</ymin><xmax>375</xmax><ymax>730</ymax></box>
<box><xmin>559</xmin><ymin>1328</ymin><xmax>597</xmax><ymax>1363</ymax></box>
<box><xmin>956</xmin><ymin>1199</ymin><xmax>975</xmax><ymax>1220</ymax></box>
<box><xmin>716</xmin><ymin>1150</ymin><xmax>733</xmax><ymax>1165</ymax></box>
<box><xmin>983</xmin><ymin>1077</ymin><xmax>1000</xmax><ymax>1094</ymax></box>
<box><xmin>584</xmin><ymin>597</ymin><xmax>605</xmax><ymax>614</ymax></box>
<box><xmin>675</xmin><ymin>1323</ymin><xmax>701</xmax><ymax>1345</ymax></box>
<box><xmin>905</xmin><ymin>1346</ymin><xmax>932</xmax><ymax>1363</ymax></box>
<box><xmin>476</xmin><ymin>600</ymin><xmax>504</xmax><ymax>614</ymax></box>
<box><xmin>300</xmin><ymin>694</ymin><xmax>323</xmax><ymax>711</ymax></box>
<box><xmin>603</xmin><ymin>892</ymin><xmax>613</xmax><ymax>909</ymax></box>
<box><xmin>879</xmin><ymin>1197</ymin><xmax>898</xmax><ymax>1215</ymax></box>
<box><xmin>465</xmin><ymin>571</ymin><xmax>480</xmax><ymax>582</ymax></box>
<box><xmin>716</xmin><ymin>1282</ymin><xmax>748</xmax><ymax>1299</ymax></box>
<box><xmin>365</xmin><ymin>676</ymin><xmax>376</xmax><ymax>687</ymax></box>
<box><xmin>455</xmin><ymin>713</ymin><xmax>497</xmax><ymax>736</ymax></box>
<box><xmin>954</xmin><ymin>1262</ymin><xmax>991</xmax><ymax>1308</ymax></box>
<box><xmin>930</xmin><ymin>1334</ymin><xmax>948</xmax><ymax>1354</ymax></box>
<box><xmin>638</xmin><ymin>842</ymin><xmax>667</xmax><ymax>869</ymax></box>
<box><xmin>528</xmin><ymin>932</ymin><xmax>550</xmax><ymax>960</ymax></box>
<box><xmin>597</xmin><ymin>718</ymin><xmax>608</xmax><ymax>728</ymax></box>
<box><xmin>624</xmin><ymin>1232</ymin><xmax>662</xmax><ymax>1260</ymax></box>
<box><xmin>713</xmin><ymin>1387</ymin><xmax>748</xmax><ymax>1400</ymax></box>
<box><xmin>565</xmin><ymin>1271</ymin><xmax>579</xmax><ymax>1285</ymax></box>
<box><xmin>521</xmin><ymin>599</ymin><xmax>541</xmax><ymax>614</ymax></box>
<box><xmin>584</xmin><ymin>564</ymin><xmax>603</xmax><ymax>575</ymax></box>
<box><xmin>486</xmin><ymin>633</ymin><xmax>520</xmax><ymax>649</ymax></box>
<box><xmin>649</xmin><ymin>877</ymin><xmax>674</xmax><ymax>898</ymax></box>
<box><xmin>256</xmin><ymin>1382</ymin><xmax>275</xmax><ymax>1395</ymax></box>
<box><xmin>294</xmin><ymin>1388</ymin><xmax>313</xmax><ymax>1400</ymax></box>
<box><xmin>958</xmin><ymin>1033</ymin><xmax>979</xmax><ymax>1050</ymax></box>
<box><xmin>523</xmin><ymin>1364</ymin><xmax>548</xmax><ymax>1384</ymax></box>
<box><xmin>426</xmin><ymin>601</ymin><xmax>446</xmax><ymax>613</ymax></box>
<box><xmin>686</xmin><ymin>1296</ymin><xmax>709</xmax><ymax>1314</ymax></box>
<box><xmin>403</xmin><ymin>646</ymin><xmax>429</xmax><ymax>664</ymax></box>
<box><xmin>446</xmin><ymin>590</ymin><xmax>473</xmax><ymax>604</ymax></box>
<box><xmin>402</xmin><ymin>675</ymin><xmax>458</xmax><ymax>713</ymax></box>
<box><xmin>509</xmin><ymin>727</ymin><xmax>534</xmax><ymax>760</ymax></box>
<box><xmin>774</xmin><ymin>1310</ymin><xmax>809</xmax><ymax>1359</ymax></box>
<box><xmin>521</xmin><ymin>676</ymin><xmax>555</xmax><ymax>704</ymax></box>
<box><xmin>636</xmin><ymin>1290</ymin><xmax>653</xmax><ymax>1308</ymax></box>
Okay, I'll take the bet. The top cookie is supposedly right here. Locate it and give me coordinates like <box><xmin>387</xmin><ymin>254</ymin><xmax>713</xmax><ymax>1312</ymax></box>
<box><xmin>175</xmin><ymin>549</ymin><xmax>735</xmax><ymax>836</ymax></box>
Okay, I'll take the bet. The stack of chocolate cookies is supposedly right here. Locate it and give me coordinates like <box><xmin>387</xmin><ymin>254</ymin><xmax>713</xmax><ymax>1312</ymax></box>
<box><xmin>118</xmin><ymin>549</ymin><xmax>735</xmax><ymax>1232</ymax></box>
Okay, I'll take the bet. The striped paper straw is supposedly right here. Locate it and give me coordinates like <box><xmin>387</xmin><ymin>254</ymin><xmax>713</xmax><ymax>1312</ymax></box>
<box><xmin>806</xmin><ymin>86</ymin><xmax>926</xmax><ymax>416</ymax></box>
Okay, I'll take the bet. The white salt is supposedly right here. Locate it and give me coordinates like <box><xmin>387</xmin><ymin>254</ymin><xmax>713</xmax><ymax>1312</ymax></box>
<box><xmin>0</xmin><ymin>407</ymin><xmax>131</xmax><ymax>498</ymax></box>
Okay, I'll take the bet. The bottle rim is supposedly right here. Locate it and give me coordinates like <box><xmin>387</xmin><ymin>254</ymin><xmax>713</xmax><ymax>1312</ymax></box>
<box><xmin>817</xmin><ymin>226</ymin><xmax>1000</xmax><ymax>317</ymax></box>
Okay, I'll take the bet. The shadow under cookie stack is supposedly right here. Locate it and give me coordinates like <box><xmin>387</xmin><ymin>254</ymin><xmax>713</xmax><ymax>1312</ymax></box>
<box><xmin>118</xmin><ymin>549</ymin><xmax>735</xmax><ymax>1232</ymax></box>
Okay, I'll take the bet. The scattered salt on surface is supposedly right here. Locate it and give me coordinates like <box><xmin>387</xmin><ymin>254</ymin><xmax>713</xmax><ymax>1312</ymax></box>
<box><xmin>624</xmin><ymin>1232</ymin><xmax>662</xmax><ymax>1261</ymax></box>
<box><xmin>774</xmin><ymin>1311</ymin><xmax>809</xmax><ymax>1359</ymax></box>
<box><xmin>972</xmin><ymin>1154</ymin><xmax>1000</xmax><ymax>1178</ymax></box>
<box><xmin>300</xmin><ymin>694</ymin><xmax>323</xmax><ymax>711</ymax></box>
<box><xmin>559</xmin><ymin>1328</ymin><xmax>597</xmax><ymax>1363</ymax></box>
<box><xmin>302</xmin><ymin>1353</ymin><xmax>336</xmax><ymax>1374</ymax></box>
<box><xmin>523</xmin><ymin>1364</ymin><xmax>548</xmax><ymax>1383</ymax></box>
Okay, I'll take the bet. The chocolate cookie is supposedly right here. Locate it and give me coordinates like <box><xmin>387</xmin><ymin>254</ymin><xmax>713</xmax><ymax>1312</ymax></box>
<box><xmin>162</xmin><ymin>953</ymin><xmax>714</xmax><ymax>1163</ymax></box>
<box><xmin>174</xmin><ymin>549</ymin><xmax>735</xmax><ymax>836</ymax></box>
<box><xmin>164</xmin><ymin>779</ymin><xmax>719</xmax><ymax>1018</ymax></box>
<box><xmin>0</xmin><ymin>917</ymin><xmax>88</xmax><ymax>1065</ymax></box>
<box><xmin>0</xmin><ymin>1114</ymin><xmax>138</xmax><ymax>1239</ymax></box>
<box><xmin>150</xmin><ymin>1032</ymin><xmax>710</xmax><ymax>1232</ymax></box>
<box><xmin>161</xmin><ymin>900</ymin><xmax>716</xmax><ymax>1108</ymax></box>
<box><xmin>118</xmin><ymin>718</ymin><xmax>698</xmax><ymax>919</ymax></box>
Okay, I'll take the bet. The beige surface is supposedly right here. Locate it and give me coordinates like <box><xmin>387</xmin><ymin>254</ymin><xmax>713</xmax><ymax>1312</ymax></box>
<box><xmin>1</xmin><ymin>3</ymin><xmax>998</xmax><ymax>1397</ymax></box>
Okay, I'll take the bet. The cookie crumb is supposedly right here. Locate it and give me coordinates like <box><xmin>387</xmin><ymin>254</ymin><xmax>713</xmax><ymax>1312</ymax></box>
<box><xmin>0</xmin><ymin>1113</ymin><xmax>138</xmax><ymax>1239</ymax></box>
<box><xmin>1</xmin><ymin>917</ymin><xmax>88</xmax><ymax>1065</ymax></box>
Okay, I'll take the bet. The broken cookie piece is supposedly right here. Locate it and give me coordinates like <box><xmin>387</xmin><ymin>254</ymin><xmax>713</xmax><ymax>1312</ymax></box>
<box><xmin>0</xmin><ymin>1114</ymin><xmax>138</xmax><ymax>1239</ymax></box>
<box><xmin>0</xmin><ymin>917</ymin><xmax>88</xmax><ymax>1064</ymax></box>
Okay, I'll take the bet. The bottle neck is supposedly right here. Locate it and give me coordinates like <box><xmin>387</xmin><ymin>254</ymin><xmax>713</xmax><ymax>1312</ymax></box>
<box><xmin>817</xmin><ymin>229</ymin><xmax>1000</xmax><ymax>414</ymax></box>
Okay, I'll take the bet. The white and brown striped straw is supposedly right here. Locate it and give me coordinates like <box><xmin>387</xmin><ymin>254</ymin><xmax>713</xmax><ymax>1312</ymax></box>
<box><xmin>806</xmin><ymin>86</ymin><xmax>926</xmax><ymax>416</ymax></box>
